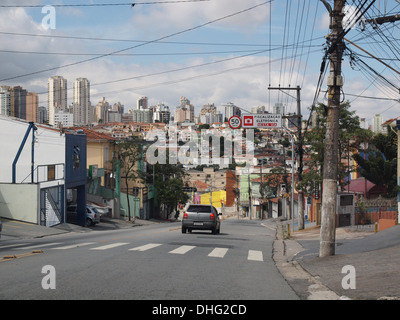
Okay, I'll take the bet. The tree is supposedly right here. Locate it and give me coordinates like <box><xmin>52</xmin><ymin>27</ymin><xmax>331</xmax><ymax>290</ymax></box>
<box><xmin>144</xmin><ymin>149</ymin><xmax>189</xmax><ymax>219</ymax></box>
<box><xmin>156</xmin><ymin>177</ymin><xmax>189</xmax><ymax>219</ymax></box>
<box><xmin>303</xmin><ymin>101</ymin><xmax>371</xmax><ymax>190</ymax></box>
<box><xmin>353</xmin><ymin>125</ymin><xmax>399</xmax><ymax>197</ymax></box>
<box><xmin>116</xmin><ymin>139</ymin><xmax>140</xmax><ymax>221</ymax></box>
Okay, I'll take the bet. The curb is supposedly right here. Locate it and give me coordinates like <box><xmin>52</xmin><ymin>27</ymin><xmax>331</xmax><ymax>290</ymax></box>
<box><xmin>272</xmin><ymin>219</ymin><xmax>342</xmax><ymax>300</ymax></box>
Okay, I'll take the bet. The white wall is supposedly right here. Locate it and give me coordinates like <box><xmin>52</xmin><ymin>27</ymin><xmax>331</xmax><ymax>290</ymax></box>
<box><xmin>0</xmin><ymin>184</ymin><xmax>38</xmax><ymax>223</ymax></box>
<box><xmin>0</xmin><ymin>116</ymin><xmax>65</xmax><ymax>183</ymax></box>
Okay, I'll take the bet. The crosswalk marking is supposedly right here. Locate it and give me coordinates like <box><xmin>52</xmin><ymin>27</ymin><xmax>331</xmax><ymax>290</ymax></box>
<box><xmin>3</xmin><ymin>240</ymin><xmax>264</xmax><ymax>262</ymax></box>
<box><xmin>208</xmin><ymin>247</ymin><xmax>229</xmax><ymax>258</ymax></box>
<box><xmin>129</xmin><ymin>243</ymin><xmax>163</xmax><ymax>252</ymax></box>
<box><xmin>17</xmin><ymin>243</ymin><xmax>62</xmax><ymax>250</ymax></box>
<box><xmin>247</xmin><ymin>250</ymin><xmax>263</xmax><ymax>261</ymax></box>
<box><xmin>169</xmin><ymin>245</ymin><xmax>196</xmax><ymax>255</ymax></box>
<box><xmin>90</xmin><ymin>242</ymin><xmax>130</xmax><ymax>250</ymax></box>
<box><xmin>52</xmin><ymin>242</ymin><xmax>96</xmax><ymax>250</ymax></box>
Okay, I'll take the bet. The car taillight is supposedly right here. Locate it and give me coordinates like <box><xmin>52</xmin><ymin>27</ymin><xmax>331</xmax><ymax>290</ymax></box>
<box><xmin>183</xmin><ymin>212</ymin><xmax>188</xmax><ymax>219</ymax></box>
<box><xmin>210</xmin><ymin>213</ymin><xmax>215</xmax><ymax>220</ymax></box>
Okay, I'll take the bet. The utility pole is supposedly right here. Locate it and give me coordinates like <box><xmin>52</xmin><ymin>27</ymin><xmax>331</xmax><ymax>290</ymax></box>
<box><xmin>319</xmin><ymin>0</ymin><xmax>345</xmax><ymax>257</ymax></box>
<box><xmin>268</xmin><ymin>85</ymin><xmax>304</xmax><ymax>229</ymax></box>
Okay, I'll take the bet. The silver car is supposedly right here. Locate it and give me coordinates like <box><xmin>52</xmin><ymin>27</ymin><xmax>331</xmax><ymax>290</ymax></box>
<box><xmin>67</xmin><ymin>205</ymin><xmax>101</xmax><ymax>227</ymax></box>
<box><xmin>182</xmin><ymin>204</ymin><xmax>221</xmax><ymax>234</ymax></box>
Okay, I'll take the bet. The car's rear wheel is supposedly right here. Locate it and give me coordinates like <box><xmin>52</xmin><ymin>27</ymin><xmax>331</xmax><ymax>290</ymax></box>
<box><xmin>86</xmin><ymin>218</ymin><xmax>93</xmax><ymax>227</ymax></box>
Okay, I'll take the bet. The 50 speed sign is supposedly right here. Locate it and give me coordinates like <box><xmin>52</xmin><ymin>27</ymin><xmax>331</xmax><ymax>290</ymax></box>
<box><xmin>228</xmin><ymin>115</ymin><xmax>242</xmax><ymax>129</ymax></box>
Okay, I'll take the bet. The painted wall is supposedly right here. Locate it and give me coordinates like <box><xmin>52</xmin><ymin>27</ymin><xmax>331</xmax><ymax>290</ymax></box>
<box><xmin>0</xmin><ymin>184</ymin><xmax>38</xmax><ymax>223</ymax></box>
<box><xmin>0</xmin><ymin>116</ymin><xmax>65</xmax><ymax>183</ymax></box>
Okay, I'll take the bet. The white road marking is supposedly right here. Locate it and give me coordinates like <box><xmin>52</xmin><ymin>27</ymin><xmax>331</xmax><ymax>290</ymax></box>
<box><xmin>52</xmin><ymin>242</ymin><xmax>96</xmax><ymax>250</ymax></box>
<box><xmin>208</xmin><ymin>247</ymin><xmax>229</xmax><ymax>258</ymax></box>
<box><xmin>169</xmin><ymin>245</ymin><xmax>196</xmax><ymax>255</ymax></box>
<box><xmin>90</xmin><ymin>242</ymin><xmax>130</xmax><ymax>250</ymax></box>
<box><xmin>129</xmin><ymin>243</ymin><xmax>163</xmax><ymax>251</ymax></box>
<box><xmin>248</xmin><ymin>250</ymin><xmax>263</xmax><ymax>261</ymax></box>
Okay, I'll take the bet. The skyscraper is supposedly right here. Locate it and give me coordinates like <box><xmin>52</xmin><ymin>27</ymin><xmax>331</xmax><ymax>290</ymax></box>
<box><xmin>223</xmin><ymin>102</ymin><xmax>241</xmax><ymax>122</ymax></box>
<box><xmin>174</xmin><ymin>96</ymin><xmax>194</xmax><ymax>123</ymax></box>
<box><xmin>372</xmin><ymin>114</ymin><xmax>383</xmax><ymax>133</ymax></box>
<box><xmin>26</xmin><ymin>92</ymin><xmax>39</xmax><ymax>123</ymax></box>
<box><xmin>0</xmin><ymin>86</ymin><xmax>11</xmax><ymax>117</ymax></box>
<box><xmin>10</xmin><ymin>86</ymin><xmax>27</xmax><ymax>120</ymax></box>
<box><xmin>73</xmin><ymin>78</ymin><xmax>91</xmax><ymax>125</ymax></box>
<box><xmin>137</xmin><ymin>97</ymin><xmax>148</xmax><ymax>110</ymax></box>
<box><xmin>48</xmin><ymin>76</ymin><xmax>67</xmax><ymax>126</ymax></box>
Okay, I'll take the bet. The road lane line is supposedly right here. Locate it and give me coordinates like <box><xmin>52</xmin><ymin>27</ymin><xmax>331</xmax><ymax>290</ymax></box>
<box><xmin>52</xmin><ymin>242</ymin><xmax>96</xmax><ymax>250</ymax></box>
<box><xmin>90</xmin><ymin>242</ymin><xmax>130</xmax><ymax>250</ymax></box>
<box><xmin>0</xmin><ymin>243</ymin><xmax>29</xmax><ymax>250</ymax></box>
<box><xmin>208</xmin><ymin>247</ymin><xmax>229</xmax><ymax>258</ymax></box>
<box><xmin>169</xmin><ymin>245</ymin><xmax>196</xmax><ymax>255</ymax></box>
<box><xmin>248</xmin><ymin>250</ymin><xmax>263</xmax><ymax>261</ymax></box>
<box><xmin>129</xmin><ymin>243</ymin><xmax>163</xmax><ymax>251</ymax></box>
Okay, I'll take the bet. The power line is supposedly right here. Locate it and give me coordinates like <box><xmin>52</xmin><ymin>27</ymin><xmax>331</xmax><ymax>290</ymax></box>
<box><xmin>0</xmin><ymin>1</ymin><xmax>210</xmax><ymax>8</ymax></box>
<box><xmin>0</xmin><ymin>0</ymin><xmax>273</xmax><ymax>83</ymax></box>
<box><xmin>0</xmin><ymin>40</ymin><xmax>323</xmax><ymax>57</ymax></box>
<box><xmin>0</xmin><ymin>31</ymin><xmax>286</xmax><ymax>47</ymax></box>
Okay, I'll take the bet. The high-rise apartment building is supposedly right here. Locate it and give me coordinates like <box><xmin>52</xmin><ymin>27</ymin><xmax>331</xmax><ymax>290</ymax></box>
<box><xmin>372</xmin><ymin>114</ymin><xmax>384</xmax><ymax>133</ymax></box>
<box><xmin>48</xmin><ymin>76</ymin><xmax>67</xmax><ymax>126</ymax></box>
<box><xmin>0</xmin><ymin>86</ymin><xmax>11</xmax><ymax>117</ymax></box>
<box><xmin>95</xmin><ymin>97</ymin><xmax>110</xmax><ymax>123</ymax></box>
<box><xmin>174</xmin><ymin>96</ymin><xmax>194</xmax><ymax>123</ymax></box>
<box><xmin>223</xmin><ymin>102</ymin><xmax>241</xmax><ymax>122</ymax></box>
<box><xmin>132</xmin><ymin>109</ymin><xmax>153</xmax><ymax>123</ymax></box>
<box><xmin>10</xmin><ymin>86</ymin><xmax>27</xmax><ymax>120</ymax></box>
<box><xmin>273</xmin><ymin>103</ymin><xmax>285</xmax><ymax>115</ymax></box>
<box><xmin>199</xmin><ymin>103</ymin><xmax>224</xmax><ymax>124</ymax></box>
<box><xmin>73</xmin><ymin>77</ymin><xmax>91</xmax><ymax>125</ymax></box>
<box><xmin>26</xmin><ymin>92</ymin><xmax>39</xmax><ymax>123</ymax></box>
<box><xmin>38</xmin><ymin>106</ymin><xmax>48</xmax><ymax>124</ymax></box>
<box><xmin>153</xmin><ymin>103</ymin><xmax>171</xmax><ymax>123</ymax></box>
<box><xmin>137</xmin><ymin>96</ymin><xmax>148</xmax><ymax>110</ymax></box>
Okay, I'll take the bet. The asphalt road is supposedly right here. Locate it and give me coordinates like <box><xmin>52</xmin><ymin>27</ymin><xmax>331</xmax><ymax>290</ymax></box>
<box><xmin>0</xmin><ymin>218</ymin><xmax>299</xmax><ymax>301</ymax></box>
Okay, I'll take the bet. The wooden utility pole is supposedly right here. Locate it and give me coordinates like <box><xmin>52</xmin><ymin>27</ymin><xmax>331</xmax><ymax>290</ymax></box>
<box><xmin>319</xmin><ymin>0</ymin><xmax>345</xmax><ymax>257</ymax></box>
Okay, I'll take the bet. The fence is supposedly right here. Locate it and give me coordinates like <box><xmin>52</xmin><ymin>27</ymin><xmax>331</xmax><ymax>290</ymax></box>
<box><xmin>354</xmin><ymin>196</ymin><xmax>398</xmax><ymax>225</ymax></box>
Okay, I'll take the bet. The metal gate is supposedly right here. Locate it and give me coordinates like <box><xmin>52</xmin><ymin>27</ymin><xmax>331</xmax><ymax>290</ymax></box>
<box><xmin>40</xmin><ymin>185</ymin><xmax>64</xmax><ymax>227</ymax></box>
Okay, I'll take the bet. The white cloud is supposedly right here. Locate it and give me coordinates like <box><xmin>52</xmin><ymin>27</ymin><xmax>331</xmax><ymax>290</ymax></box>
<box><xmin>130</xmin><ymin>0</ymin><xmax>270</xmax><ymax>37</ymax></box>
<box><xmin>0</xmin><ymin>2</ymin><xmax>397</xmax><ymax>126</ymax></box>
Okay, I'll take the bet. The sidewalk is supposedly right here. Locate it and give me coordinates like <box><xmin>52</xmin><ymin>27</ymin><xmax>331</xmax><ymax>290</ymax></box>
<box><xmin>0</xmin><ymin>216</ymin><xmax>164</xmax><ymax>240</ymax></box>
<box><xmin>273</xmin><ymin>219</ymin><xmax>400</xmax><ymax>300</ymax></box>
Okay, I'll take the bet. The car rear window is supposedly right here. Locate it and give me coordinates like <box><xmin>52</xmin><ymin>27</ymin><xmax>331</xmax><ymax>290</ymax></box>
<box><xmin>187</xmin><ymin>205</ymin><xmax>212</xmax><ymax>213</ymax></box>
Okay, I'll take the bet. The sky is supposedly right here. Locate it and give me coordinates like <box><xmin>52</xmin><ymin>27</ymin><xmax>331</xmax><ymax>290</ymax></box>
<box><xmin>0</xmin><ymin>0</ymin><xmax>399</xmax><ymax>127</ymax></box>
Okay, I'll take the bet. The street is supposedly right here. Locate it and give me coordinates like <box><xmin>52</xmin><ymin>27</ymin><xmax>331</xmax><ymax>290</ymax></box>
<box><xmin>0</xmin><ymin>218</ymin><xmax>298</xmax><ymax>300</ymax></box>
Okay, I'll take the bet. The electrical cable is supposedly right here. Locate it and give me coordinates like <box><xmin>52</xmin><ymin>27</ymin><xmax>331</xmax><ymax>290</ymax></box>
<box><xmin>0</xmin><ymin>1</ymin><xmax>273</xmax><ymax>82</ymax></box>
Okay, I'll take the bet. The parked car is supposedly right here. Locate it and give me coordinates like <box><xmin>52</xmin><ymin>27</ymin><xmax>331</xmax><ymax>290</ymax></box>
<box><xmin>182</xmin><ymin>204</ymin><xmax>221</xmax><ymax>234</ymax></box>
<box><xmin>87</xmin><ymin>202</ymin><xmax>109</xmax><ymax>219</ymax></box>
<box><xmin>66</xmin><ymin>205</ymin><xmax>101</xmax><ymax>227</ymax></box>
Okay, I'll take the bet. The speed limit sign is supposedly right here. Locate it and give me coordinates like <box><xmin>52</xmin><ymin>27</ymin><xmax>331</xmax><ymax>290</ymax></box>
<box><xmin>228</xmin><ymin>115</ymin><xmax>242</xmax><ymax>129</ymax></box>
